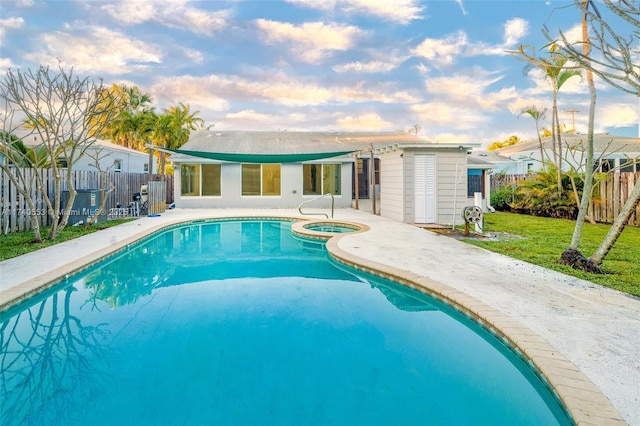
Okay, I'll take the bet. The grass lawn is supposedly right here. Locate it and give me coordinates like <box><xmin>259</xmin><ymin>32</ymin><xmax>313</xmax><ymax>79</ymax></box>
<box><xmin>463</xmin><ymin>212</ymin><xmax>640</xmax><ymax>297</ymax></box>
<box><xmin>0</xmin><ymin>219</ymin><xmax>133</xmax><ymax>261</ymax></box>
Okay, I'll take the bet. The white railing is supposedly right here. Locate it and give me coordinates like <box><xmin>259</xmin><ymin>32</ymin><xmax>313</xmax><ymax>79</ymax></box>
<box><xmin>298</xmin><ymin>193</ymin><xmax>334</xmax><ymax>219</ymax></box>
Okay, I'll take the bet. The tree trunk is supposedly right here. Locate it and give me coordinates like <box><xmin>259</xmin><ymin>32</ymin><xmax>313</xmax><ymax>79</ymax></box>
<box><xmin>535</xmin><ymin>121</ymin><xmax>547</xmax><ymax>171</ymax></box>
<box><xmin>551</xmin><ymin>89</ymin><xmax>563</xmax><ymax>191</ymax></box>
<box><xmin>24</xmin><ymin>189</ymin><xmax>43</xmax><ymax>243</ymax></box>
<box><xmin>48</xmin><ymin>166</ymin><xmax>67</xmax><ymax>240</ymax></box>
<box><xmin>589</xmin><ymin>177</ymin><xmax>640</xmax><ymax>265</ymax></box>
<box><xmin>1</xmin><ymin>165</ymin><xmax>43</xmax><ymax>242</ymax></box>
<box><xmin>19</xmin><ymin>181</ymin><xmax>43</xmax><ymax>243</ymax></box>
<box><xmin>568</xmin><ymin>0</ymin><xmax>597</xmax><ymax>251</ymax></box>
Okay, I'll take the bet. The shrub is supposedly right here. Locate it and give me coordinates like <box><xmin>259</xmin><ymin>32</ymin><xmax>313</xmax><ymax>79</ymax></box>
<box><xmin>491</xmin><ymin>186</ymin><xmax>521</xmax><ymax>211</ymax></box>
<box><xmin>511</xmin><ymin>167</ymin><xmax>580</xmax><ymax>219</ymax></box>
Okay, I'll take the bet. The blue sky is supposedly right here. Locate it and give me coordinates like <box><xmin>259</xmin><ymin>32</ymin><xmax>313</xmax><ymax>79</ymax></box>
<box><xmin>1</xmin><ymin>0</ymin><xmax>638</xmax><ymax>147</ymax></box>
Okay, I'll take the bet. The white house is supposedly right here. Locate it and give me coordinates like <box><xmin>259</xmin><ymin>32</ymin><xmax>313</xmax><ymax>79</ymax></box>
<box><xmin>493</xmin><ymin>133</ymin><xmax>640</xmax><ymax>174</ymax></box>
<box><xmin>74</xmin><ymin>140</ymin><xmax>149</xmax><ymax>173</ymax></box>
<box><xmin>3</xmin><ymin>133</ymin><xmax>149</xmax><ymax>173</ymax></box>
<box><xmin>169</xmin><ymin>130</ymin><xmax>479</xmax><ymax>225</ymax></box>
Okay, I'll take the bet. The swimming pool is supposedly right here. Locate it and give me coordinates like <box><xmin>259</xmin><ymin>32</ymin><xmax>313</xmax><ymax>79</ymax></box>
<box><xmin>0</xmin><ymin>219</ymin><xmax>572</xmax><ymax>425</ymax></box>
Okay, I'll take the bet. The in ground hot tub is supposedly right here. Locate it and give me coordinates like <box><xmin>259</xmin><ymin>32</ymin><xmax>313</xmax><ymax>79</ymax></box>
<box><xmin>292</xmin><ymin>220</ymin><xmax>368</xmax><ymax>241</ymax></box>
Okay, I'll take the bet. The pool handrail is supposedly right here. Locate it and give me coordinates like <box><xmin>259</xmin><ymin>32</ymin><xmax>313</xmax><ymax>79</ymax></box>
<box><xmin>298</xmin><ymin>193</ymin><xmax>334</xmax><ymax>219</ymax></box>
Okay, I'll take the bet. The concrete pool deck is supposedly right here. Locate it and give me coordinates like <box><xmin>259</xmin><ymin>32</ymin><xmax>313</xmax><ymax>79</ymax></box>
<box><xmin>1</xmin><ymin>207</ymin><xmax>638</xmax><ymax>425</ymax></box>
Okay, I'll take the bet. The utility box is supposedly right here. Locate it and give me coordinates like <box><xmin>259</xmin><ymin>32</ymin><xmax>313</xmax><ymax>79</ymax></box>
<box><xmin>61</xmin><ymin>190</ymin><xmax>107</xmax><ymax>225</ymax></box>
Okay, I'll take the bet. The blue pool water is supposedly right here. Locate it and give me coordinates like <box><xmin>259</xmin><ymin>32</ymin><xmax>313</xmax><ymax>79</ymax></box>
<box><xmin>304</xmin><ymin>223</ymin><xmax>358</xmax><ymax>233</ymax></box>
<box><xmin>0</xmin><ymin>219</ymin><xmax>572</xmax><ymax>425</ymax></box>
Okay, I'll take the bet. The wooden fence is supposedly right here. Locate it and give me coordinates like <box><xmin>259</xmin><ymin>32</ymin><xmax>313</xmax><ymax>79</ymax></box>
<box><xmin>1</xmin><ymin>168</ymin><xmax>174</xmax><ymax>234</ymax></box>
<box><xmin>591</xmin><ymin>171</ymin><xmax>640</xmax><ymax>226</ymax></box>
<box><xmin>491</xmin><ymin>172</ymin><xmax>640</xmax><ymax>227</ymax></box>
<box><xmin>147</xmin><ymin>181</ymin><xmax>166</xmax><ymax>216</ymax></box>
<box><xmin>490</xmin><ymin>173</ymin><xmax>531</xmax><ymax>192</ymax></box>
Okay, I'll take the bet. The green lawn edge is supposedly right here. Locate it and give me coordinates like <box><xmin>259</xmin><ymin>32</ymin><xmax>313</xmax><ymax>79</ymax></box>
<box><xmin>462</xmin><ymin>212</ymin><xmax>640</xmax><ymax>297</ymax></box>
<box><xmin>0</xmin><ymin>219</ymin><xmax>134</xmax><ymax>261</ymax></box>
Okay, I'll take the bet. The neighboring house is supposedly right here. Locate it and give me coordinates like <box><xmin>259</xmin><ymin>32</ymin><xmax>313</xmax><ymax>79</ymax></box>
<box><xmin>493</xmin><ymin>133</ymin><xmax>640</xmax><ymax>174</ymax></box>
<box><xmin>73</xmin><ymin>140</ymin><xmax>149</xmax><ymax>173</ymax></box>
<box><xmin>6</xmin><ymin>135</ymin><xmax>150</xmax><ymax>173</ymax></box>
<box><xmin>466</xmin><ymin>150</ymin><xmax>515</xmax><ymax>212</ymax></box>
<box><xmin>168</xmin><ymin>131</ymin><xmax>479</xmax><ymax>225</ymax></box>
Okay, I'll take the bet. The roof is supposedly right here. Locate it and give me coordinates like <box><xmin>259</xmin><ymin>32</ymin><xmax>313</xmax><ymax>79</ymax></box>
<box><xmin>88</xmin><ymin>139</ymin><xmax>148</xmax><ymax>157</ymax></box>
<box><xmin>467</xmin><ymin>158</ymin><xmax>493</xmax><ymax>169</ymax></box>
<box><xmin>179</xmin><ymin>130</ymin><xmax>428</xmax><ymax>154</ymax></box>
<box><xmin>495</xmin><ymin>133</ymin><xmax>640</xmax><ymax>156</ymax></box>
<box><xmin>467</xmin><ymin>150</ymin><xmax>515</xmax><ymax>169</ymax></box>
<box><xmin>170</xmin><ymin>130</ymin><xmax>477</xmax><ymax>163</ymax></box>
<box><xmin>23</xmin><ymin>136</ymin><xmax>148</xmax><ymax>157</ymax></box>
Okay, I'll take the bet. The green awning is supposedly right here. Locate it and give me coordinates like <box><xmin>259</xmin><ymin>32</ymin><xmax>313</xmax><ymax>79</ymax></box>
<box><xmin>164</xmin><ymin>148</ymin><xmax>355</xmax><ymax>163</ymax></box>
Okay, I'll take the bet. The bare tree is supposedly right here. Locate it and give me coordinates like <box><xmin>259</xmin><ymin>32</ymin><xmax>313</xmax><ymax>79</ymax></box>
<box><xmin>0</xmin><ymin>65</ymin><xmax>118</xmax><ymax>241</ymax></box>
<box><xmin>555</xmin><ymin>0</ymin><xmax>640</xmax><ymax>269</ymax></box>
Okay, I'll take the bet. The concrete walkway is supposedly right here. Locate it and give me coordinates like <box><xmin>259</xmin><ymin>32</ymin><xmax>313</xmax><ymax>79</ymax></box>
<box><xmin>1</xmin><ymin>208</ymin><xmax>639</xmax><ymax>425</ymax></box>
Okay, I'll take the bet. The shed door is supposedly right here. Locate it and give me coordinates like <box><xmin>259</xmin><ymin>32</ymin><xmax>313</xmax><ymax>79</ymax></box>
<box><xmin>414</xmin><ymin>154</ymin><xmax>436</xmax><ymax>223</ymax></box>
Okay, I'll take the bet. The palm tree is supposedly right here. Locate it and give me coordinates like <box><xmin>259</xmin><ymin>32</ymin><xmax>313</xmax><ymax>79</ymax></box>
<box><xmin>162</xmin><ymin>103</ymin><xmax>205</xmax><ymax>149</ymax></box>
<box><xmin>1</xmin><ymin>131</ymin><xmax>69</xmax><ymax>168</ymax></box>
<box><xmin>86</xmin><ymin>86</ymin><xmax>123</xmax><ymax>138</ymax></box>
<box><xmin>519</xmin><ymin>105</ymin><xmax>548</xmax><ymax>169</ymax></box>
<box><xmin>152</xmin><ymin>103</ymin><xmax>204</xmax><ymax>174</ymax></box>
<box><xmin>110</xmin><ymin>109</ymin><xmax>157</xmax><ymax>150</ymax></box>
<box><xmin>530</xmin><ymin>47</ymin><xmax>580</xmax><ymax>170</ymax></box>
<box><xmin>98</xmin><ymin>84</ymin><xmax>154</xmax><ymax>147</ymax></box>
<box><xmin>114</xmin><ymin>84</ymin><xmax>153</xmax><ymax>113</ymax></box>
<box><xmin>486</xmin><ymin>135</ymin><xmax>521</xmax><ymax>151</ymax></box>
<box><xmin>151</xmin><ymin>113</ymin><xmax>178</xmax><ymax>175</ymax></box>
<box><xmin>511</xmin><ymin>44</ymin><xmax>581</xmax><ymax>190</ymax></box>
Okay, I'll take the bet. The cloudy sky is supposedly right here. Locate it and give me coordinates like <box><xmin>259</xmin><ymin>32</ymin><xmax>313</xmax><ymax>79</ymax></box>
<box><xmin>1</xmin><ymin>0</ymin><xmax>638</xmax><ymax>146</ymax></box>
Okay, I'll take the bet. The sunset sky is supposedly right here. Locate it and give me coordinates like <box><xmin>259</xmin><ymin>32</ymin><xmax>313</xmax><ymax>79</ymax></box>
<box><xmin>1</xmin><ymin>0</ymin><xmax>638</xmax><ymax>146</ymax></box>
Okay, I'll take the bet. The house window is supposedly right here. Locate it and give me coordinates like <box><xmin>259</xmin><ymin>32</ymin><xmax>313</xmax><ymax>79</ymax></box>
<box><xmin>242</xmin><ymin>164</ymin><xmax>281</xmax><ymax>196</ymax></box>
<box><xmin>303</xmin><ymin>164</ymin><xmax>321</xmax><ymax>195</ymax></box>
<box><xmin>323</xmin><ymin>164</ymin><xmax>341</xmax><ymax>195</ymax></box>
<box><xmin>599</xmin><ymin>159</ymin><xmax>615</xmax><ymax>173</ymax></box>
<box><xmin>467</xmin><ymin>169</ymin><xmax>483</xmax><ymax>197</ymax></box>
<box><xmin>113</xmin><ymin>159</ymin><xmax>122</xmax><ymax>172</ymax></box>
<box><xmin>303</xmin><ymin>163</ymin><xmax>341</xmax><ymax>196</ymax></box>
<box><xmin>181</xmin><ymin>164</ymin><xmax>221</xmax><ymax>196</ymax></box>
<box><xmin>144</xmin><ymin>163</ymin><xmax>149</xmax><ymax>172</ymax></box>
<box><xmin>620</xmin><ymin>158</ymin><xmax>637</xmax><ymax>173</ymax></box>
<box><xmin>181</xmin><ymin>164</ymin><xmax>200</xmax><ymax>196</ymax></box>
<box><xmin>202</xmin><ymin>164</ymin><xmax>221</xmax><ymax>196</ymax></box>
<box><xmin>373</xmin><ymin>158</ymin><xmax>380</xmax><ymax>185</ymax></box>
